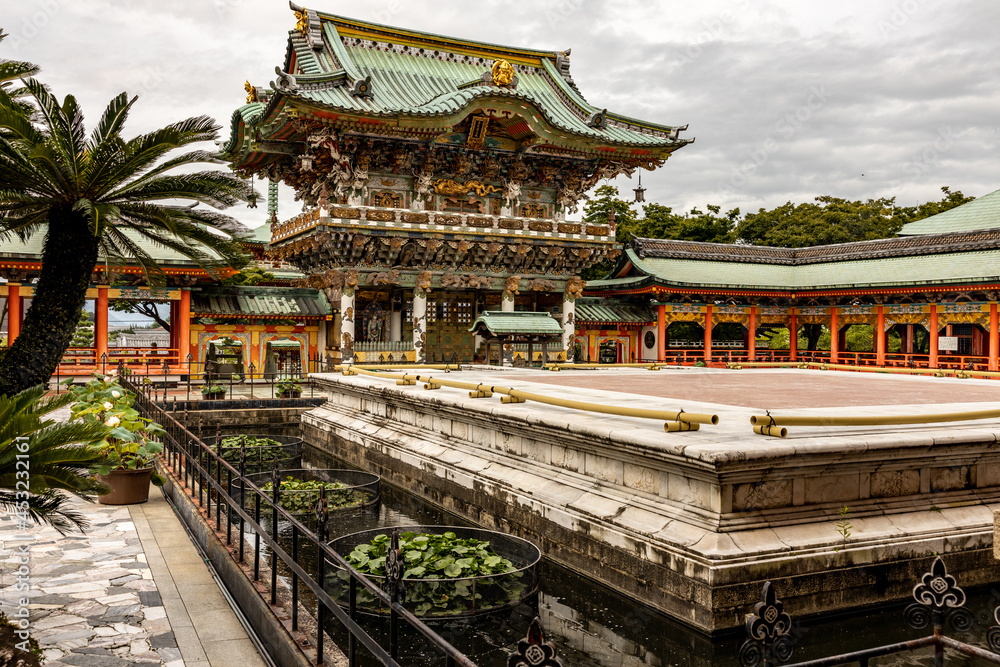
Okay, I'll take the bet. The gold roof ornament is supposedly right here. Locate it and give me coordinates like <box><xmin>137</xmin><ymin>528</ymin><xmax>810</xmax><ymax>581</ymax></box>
<box><xmin>491</xmin><ymin>59</ymin><xmax>515</xmax><ymax>87</ymax></box>
<box><xmin>294</xmin><ymin>9</ymin><xmax>309</xmax><ymax>34</ymax></box>
<box><xmin>244</xmin><ymin>80</ymin><xmax>256</xmax><ymax>104</ymax></box>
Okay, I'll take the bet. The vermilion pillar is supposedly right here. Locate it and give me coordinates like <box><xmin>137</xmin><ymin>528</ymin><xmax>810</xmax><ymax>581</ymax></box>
<box><xmin>703</xmin><ymin>305</ymin><xmax>713</xmax><ymax>364</ymax></box>
<box><xmin>177</xmin><ymin>289</ymin><xmax>192</xmax><ymax>366</ymax></box>
<box><xmin>989</xmin><ymin>303</ymin><xmax>999</xmax><ymax>371</ymax></box>
<box><xmin>875</xmin><ymin>306</ymin><xmax>885</xmax><ymax>366</ymax></box>
<box><xmin>789</xmin><ymin>310</ymin><xmax>798</xmax><ymax>361</ymax></box>
<box><xmin>6</xmin><ymin>283</ymin><xmax>20</xmax><ymax>345</ymax></box>
<box><xmin>657</xmin><ymin>304</ymin><xmax>666</xmax><ymax>363</ymax></box>
<box><xmin>748</xmin><ymin>306</ymin><xmax>757</xmax><ymax>360</ymax></box>
<box><xmin>829</xmin><ymin>307</ymin><xmax>839</xmax><ymax>364</ymax></box>
<box><xmin>95</xmin><ymin>286</ymin><xmax>109</xmax><ymax>365</ymax></box>
<box><xmin>169</xmin><ymin>300</ymin><xmax>180</xmax><ymax>354</ymax></box>
<box><xmin>929</xmin><ymin>304</ymin><xmax>939</xmax><ymax>369</ymax></box>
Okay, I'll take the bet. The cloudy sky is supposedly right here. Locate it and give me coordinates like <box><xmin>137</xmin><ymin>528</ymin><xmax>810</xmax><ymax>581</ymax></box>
<box><xmin>4</xmin><ymin>0</ymin><xmax>999</xmax><ymax>229</ymax></box>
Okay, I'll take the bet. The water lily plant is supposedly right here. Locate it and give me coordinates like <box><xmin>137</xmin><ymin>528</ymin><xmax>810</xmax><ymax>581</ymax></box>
<box><xmin>67</xmin><ymin>374</ymin><xmax>166</xmax><ymax>485</ymax></box>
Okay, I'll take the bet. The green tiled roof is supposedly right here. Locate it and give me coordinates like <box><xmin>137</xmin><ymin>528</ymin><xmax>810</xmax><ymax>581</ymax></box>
<box><xmin>192</xmin><ymin>287</ymin><xmax>329</xmax><ymax>318</ymax></box>
<box><xmin>899</xmin><ymin>188</ymin><xmax>1000</xmax><ymax>236</ymax></box>
<box><xmin>613</xmin><ymin>248</ymin><xmax>1000</xmax><ymax>291</ymax></box>
<box><xmin>224</xmin><ymin>13</ymin><xmax>689</xmax><ymax>159</ymax></box>
<box><xmin>575</xmin><ymin>299</ymin><xmax>654</xmax><ymax>324</ymax></box>
<box><xmin>469</xmin><ymin>311</ymin><xmax>564</xmax><ymax>336</ymax></box>
<box><xmin>0</xmin><ymin>230</ymin><xmax>223</xmax><ymax>265</ymax></box>
<box><xmin>239</xmin><ymin>224</ymin><xmax>272</xmax><ymax>245</ymax></box>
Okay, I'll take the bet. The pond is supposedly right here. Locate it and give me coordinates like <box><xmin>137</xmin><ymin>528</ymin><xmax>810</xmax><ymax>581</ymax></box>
<box><xmin>250</xmin><ymin>443</ymin><xmax>1000</xmax><ymax>667</ymax></box>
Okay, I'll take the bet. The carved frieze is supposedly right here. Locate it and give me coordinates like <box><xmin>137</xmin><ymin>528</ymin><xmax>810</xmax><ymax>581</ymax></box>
<box><xmin>558</xmin><ymin>223</ymin><xmax>582</xmax><ymax>234</ymax></box>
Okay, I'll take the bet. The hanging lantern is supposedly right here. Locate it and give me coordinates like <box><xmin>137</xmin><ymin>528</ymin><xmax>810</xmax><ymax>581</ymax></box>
<box><xmin>633</xmin><ymin>171</ymin><xmax>646</xmax><ymax>203</ymax></box>
<box><xmin>247</xmin><ymin>181</ymin><xmax>258</xmax><ymax>209</ymax></box>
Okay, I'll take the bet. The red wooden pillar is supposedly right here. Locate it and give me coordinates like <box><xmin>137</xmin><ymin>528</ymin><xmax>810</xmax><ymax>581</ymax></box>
<box><xmin>168</xmin><ymin>300</ymin><xmax>179</xmax><ymax>354</ymax></box>
<box><xmin>876</xmin><ymin>306</ymin><xmax>886</xmax><ymax>366</ymax></box>
<box><xmin>177</xmin><ymin>289</ymin><xmax>192</xmax><ymax>366</ymax></box>
<box><xmin>789</xmin><ymin>309</ymin><xmax>798</xmax><ymax>361</ymax></box>
<box><xmin>703</xmin><ymin>305</ymin><xmax>713</xmax><ymax>364</ymax></box>
<box><xmin>95</xmin><ymin>286</ymin><xmax>109</xmax><ymax>366</ymax></box>
<box><xmin>6</xmin><ymin>283</ymin><xmax>20</xmax><ymax>344</ymax></box>
<box><xmin>989</xmin><ymin>303</ymin><xmax>999</xmax><ymax>371</ymax></box>
<box><xmin>657</xmin><ymin>304</ymin><xmax>666</xmax><ymax>363</ymax></box>
<box><xmin>748</xmin><ymin>306</ymin><xmax>757</xmax><ymax>360</ymax></box>
<box><xmin>929</xmin><ymin>305</ymin><xmax>939</xmax><ymax>369</ymax></box>
<box><xmin>829</xmin><ymin>307</ymin><xmax>839</xmax><ymax>364</ymax></box>
<box><xmin>904</xmin><ymin>324</ymin><xmax>914</xmax><ymax>354</ymax></box>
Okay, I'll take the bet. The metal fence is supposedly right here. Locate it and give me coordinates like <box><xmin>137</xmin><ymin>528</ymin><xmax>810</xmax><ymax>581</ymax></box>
<box><xmin>122</xmin><ymin>373</ymin><xmax>477</xmax><ymax>667</ymax></box>
<box><xmin>740</xmin><ymin>557</ymin><xmax>1000</xmax><ymax>667</ymax></box>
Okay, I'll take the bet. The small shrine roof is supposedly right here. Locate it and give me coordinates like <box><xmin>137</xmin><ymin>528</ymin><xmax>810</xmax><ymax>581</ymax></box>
<box><xmin>898</xmin><ymin>188</ymin><xmax>1000</xmax><ymax>236</ymax></box>
<box><xmin>191</xmin><ymin>286</ymin><xmax>329</xmax><ymax>319</ymax></box>
<box><xmin>469</xmin><ymin>311</ymin><xmax>564</xmax><ymax>337</ymax></box>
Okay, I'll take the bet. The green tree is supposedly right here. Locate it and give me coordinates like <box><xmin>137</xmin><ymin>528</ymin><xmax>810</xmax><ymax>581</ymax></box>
<box><xmin>734</xmin><ymin>196</ymin><xmax>907</xmax><ymax>247</ymax></box>
<box><xmin>633</xmin><ymin>202</ymin><xmax>738</xmax><ymax>244</ymax></box>
<box><xmin>70</xmin><ymin>311</ymin><xmax>93</xmax><ymax>347</ymax></box>
<box><xmin>0</xmin><ymin>81</ymin><xmax>252</xmax><ymax>396</ymax></box>
<box><xmin>223</xmin><ymin>265</ymin><xmax>276</xmax><ymax>286</ymax></box>
<box><xmin>580</xmin><ymin>185</ymin><xmax>637</xmax><ymax>280</ymax></box>
<box><xmin>0</xmin><ymin>385</ymin><xmax>111</xmax><ymax>533</ymax></box>
<box><xmin>897</xmin><ymin>186</ymin><xmax>974</xmax><ymax>223</ymax></box>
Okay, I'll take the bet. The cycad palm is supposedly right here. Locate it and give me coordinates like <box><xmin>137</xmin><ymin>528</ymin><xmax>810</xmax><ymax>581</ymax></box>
<box><xmin>0</xmin><ymin>29</ymin><xmax>39</xmax><ymax>117</ymax></box>
<box><xmin>0</xmin><ymin>385</ymin><xmax>111</xmax><ymax>533</ymax></box>
<box><xmin>0</xmin><ymin>79</ymin><xmax>252</xmax><ymax>395</ymax></box>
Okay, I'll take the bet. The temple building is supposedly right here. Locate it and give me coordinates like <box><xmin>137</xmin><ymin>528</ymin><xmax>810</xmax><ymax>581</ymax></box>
<box><xmin>221</xmin><ymin>5</ymin><xmax>691</xmax><ymax>363</ymax></box>
<box><xmin>585</xmin><ymin>187</ymin><xmax>1000</xmax><ymax>371</ymax></box>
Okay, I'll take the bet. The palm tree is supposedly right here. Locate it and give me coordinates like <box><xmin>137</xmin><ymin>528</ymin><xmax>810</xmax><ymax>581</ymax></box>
<box><xmin>0</xmin><ymin>385</ymin><xmax>111</xmax><ymax>533</ymax></box>
<box><xmin>0</xmin><ymin>79</ymin><xmax>252</xmax><ymax>396</ymax></box>
<box><xmin>0</xmin><ymin>28</ymin><xmax>39</xmax><ymax>117</ymax></box>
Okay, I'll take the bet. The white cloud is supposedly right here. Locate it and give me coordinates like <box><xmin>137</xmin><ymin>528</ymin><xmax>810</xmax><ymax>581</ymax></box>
<box><xmin>4</xmin><ymin>0</ymin><xmax>999</xmax><ymax>228</ymax></box>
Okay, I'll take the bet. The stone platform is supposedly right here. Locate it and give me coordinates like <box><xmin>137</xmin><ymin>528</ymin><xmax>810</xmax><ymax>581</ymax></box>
<box><xmin>302</xmin><ymin>366</ymin><xmax>1000</xmax><ymax>633</ymax></box>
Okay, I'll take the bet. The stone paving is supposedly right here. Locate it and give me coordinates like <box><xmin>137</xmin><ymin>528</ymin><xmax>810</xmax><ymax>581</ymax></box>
<box><xmin>0</xmin><ymin>500</ymin><xmax>182</xmax><ymax>666</ymax></box>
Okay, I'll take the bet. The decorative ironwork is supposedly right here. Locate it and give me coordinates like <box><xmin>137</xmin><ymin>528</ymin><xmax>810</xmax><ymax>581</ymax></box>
<box><xmin>740</xmin><ymin>582</ymin><xmax>794</xmax><ymax>667</ymax></box>
<box><xmin>988</xmin><ymin>605</ymin><xmax>1000</xmax><ymax>653</ymax></box>
<box><xmin>314</xmin><ymin>487</ymin><xmax>329</xmax><ymax>525</ymax></box>
<box><xmin>508</xmin><ymin>617</ymin><xmax>562</xmax><ymax>667</ymax></box>
<box><xmin>905</xmin><ymin>556</ymin><xmax>972</xmax><ymax>631</ymax></box>
<box><xmin>384</xmin><ymin>529</ymin><xmax>404</xmax><ymax>604</ymax></box>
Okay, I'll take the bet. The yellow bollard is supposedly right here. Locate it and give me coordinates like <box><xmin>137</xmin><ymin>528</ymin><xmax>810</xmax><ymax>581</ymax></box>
<box><xmin>753</xmin><ymin>424</ymin><xmax>788</xmax><ymax>438</ymax></box>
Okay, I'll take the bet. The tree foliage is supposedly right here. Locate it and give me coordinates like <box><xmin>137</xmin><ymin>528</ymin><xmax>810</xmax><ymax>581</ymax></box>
<box><xmin>0</xmin><ymin>72</ymin><xmax>253</xmax><ymax>395</ymax></box>
<box><xmin>580</xmin><ymin>185</ymin><xmax>975</xmax><ymax>280</ymax></box>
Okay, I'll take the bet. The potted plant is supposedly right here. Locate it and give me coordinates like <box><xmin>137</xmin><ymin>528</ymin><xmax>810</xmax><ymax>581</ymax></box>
<box><xmin>68</xmin><ymin>374</ymin><xmax>166</xmax><ymax>505</ymax></box>
<box><xmin>276</xmin><ymin>378</ymin><xmax>302</xmax><ymax>399</ymax></box>
<box><xmin>202</xmin><ymin>383</ymin><xmax>227</xmax><ymax>400</ymax></box>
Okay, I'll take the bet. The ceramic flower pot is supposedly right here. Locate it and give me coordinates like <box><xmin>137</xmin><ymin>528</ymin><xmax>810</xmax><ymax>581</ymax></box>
<box><xmin>97</xmin><ymin>467</ymin><xmax>154</xmax><ymax>505</ymax></box>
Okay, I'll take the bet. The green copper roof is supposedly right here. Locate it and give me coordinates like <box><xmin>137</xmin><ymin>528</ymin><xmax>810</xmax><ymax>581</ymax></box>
<box><xmin>469</xmin><ymin>311</ymin><xmax>564</xmax><ymax>336</ymax></box>
<box><xmin>615</xmin><ymin>248</ymin><xmax>1000</xmax><ymax>291</ymax></box>
<box><xmin>0</xmin><ymin>230</ymin><xmax>223</xmax><ymax>266</ymax></box>
<box><xmin>224</xmin><ymin>12</ymin><xmax>690</xmax><ymax>160</ymax></box>
<box><xmin>575</xmin><ymin>299</ymin><xmax>655</xmax><ymax>324</ymax></box>
<box><xmin>192</xmin><ymin>287</ymin><xmax>329</xmax><ymax>318</ymax></box>
<box><xmin>899</xmin><ymin>188</ymin><xmax>1000</xmax><ymax>236</ymax></box>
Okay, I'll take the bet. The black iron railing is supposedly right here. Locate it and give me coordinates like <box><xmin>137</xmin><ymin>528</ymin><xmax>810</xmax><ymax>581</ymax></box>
<box><xmin>740</xmin><ymin>557</ymin><xmax>1000</xmax><ymax>667</ymax></box>
<box><xmin>121</xmin><ymin>373</ymin><xmax>477</xmax><ymax>667</ymax></box>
